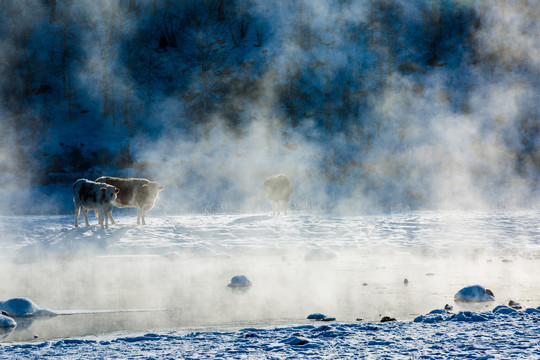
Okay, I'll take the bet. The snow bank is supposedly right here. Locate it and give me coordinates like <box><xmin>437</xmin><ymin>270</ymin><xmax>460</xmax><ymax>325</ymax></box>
<box><xmin>492</xmin><ymin>305</ymin><xmax>518</xmax><ymax>315</ymax></box>
<box><xmin>414</xmin><ymin>305</ymin><xmax>540</xmax><ymax>323</ymax></box>
<box><xmin>414</xmin><ymin>310</ymin><xmax>492</xmax><ymax>323</ymax></box>
<box><xmin>3</xmin><ymin>308</ymin><xmax>540</xmax><ymax>359</ymax></box>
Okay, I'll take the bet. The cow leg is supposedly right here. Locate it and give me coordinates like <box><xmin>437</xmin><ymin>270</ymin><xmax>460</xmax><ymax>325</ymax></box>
<box><xmin>98</xmin><ymin>210</ymin><xmax>105</xmax><ymax>229</ymax></box>
<box><xmin>137</xmin><ymin>208</ymin><xmax>141</xmax><ymax>225</ymax></box>
<box><xmin>103</xmin><ymin>211</ymin><xmax>109</xmax><ymax>229</ymax></box>
<box><xmin>108</xmin><ymin>211</ymin><xmax>116</xmax><ymax>225</ymax></box>
<box><xmin>140</xmin><ymin>210</ymin><xmax>146</xmax><ymax>225</ymax></box>
<box><xmin>82</xmin><ymin>207</ymin><xmax>90</xmax><ymax>227</ymax></box>
<box><xmin>74</xmin><ymin>203</ymin><xmax>80</xmax><ymax>227</ymax></box>
<box><xmin>283</xmin><ymin>200</ymin><xmax>288</xmax><ymax>215</ymax></box>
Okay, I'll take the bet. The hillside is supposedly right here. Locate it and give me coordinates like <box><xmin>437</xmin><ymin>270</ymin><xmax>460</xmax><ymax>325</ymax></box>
<box><xmin>0</xmin><ymin>0</ymin><xmax>538</xmax><ymax>214</ymax></box>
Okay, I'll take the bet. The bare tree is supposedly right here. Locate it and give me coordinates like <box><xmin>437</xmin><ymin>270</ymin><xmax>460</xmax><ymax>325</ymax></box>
<box><xmin>50</xmin><ymin>0</ymin><xmax>57</xmax><ymax>23</ymax></box>
<box><xmin>85</xmin><ymin>0</ymin><xmax>135</xmax><ymax>122</ymax></box>
<box><xmin>51</xmin><ymin>0</ymin><xmax>84</xmax><ymax>121</ymax></box>
<box><xmin>0</xmin><ymin>0</ymin><xmax>48</xmax><ymax>175</ymax></box>
<box><xmin>366</xmin><ymin>0</ymin><xmax>408</xmax><ymax>129</ymax></box>
<box><xmin>175</xmin><ymin>0</ymin><xmax>247</xmax><ymax>123</ymax></box>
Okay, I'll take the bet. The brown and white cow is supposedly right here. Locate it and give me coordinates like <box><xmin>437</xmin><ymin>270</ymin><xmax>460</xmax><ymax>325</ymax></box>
<box><xmin>95</xmin><ymin>176</ymin><xmax>164</xmax><ymax>225</ymax></box>
<box><xmin>73</xmin><ymin>179</ymin><xmax>119</xmax><ymax>229</ymax></box>
<box><xmin>262</xmin><ymin>174</ymin><xmax>292</xmax><ymax>215</ymax></box>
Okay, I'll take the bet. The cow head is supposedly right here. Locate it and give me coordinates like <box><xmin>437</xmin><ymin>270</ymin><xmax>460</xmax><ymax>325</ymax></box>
<box><xmin>99</xmin><ymin>185</ymin><xmax>118</xmax><ymax>204</ymax></box>
<box><xmin>148</xmin><ymin>182</ymin><xmax>164</xmax><ymax>196</ymax></box>
<box><xmin>262</xmin><ymin>178</ymin><xmax>273</xmax><ymax>197</ymax></box>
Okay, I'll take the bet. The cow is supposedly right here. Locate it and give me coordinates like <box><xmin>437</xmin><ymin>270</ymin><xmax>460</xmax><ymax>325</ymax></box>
<box><xmin>73</xmin><ymin>179</ymin><xmax>119</xmax><ymax>229</ymax></box>
<box><xmin>95</xmin><ymin>176</ymin><xmax>164</xmax><ymax>225</ymax></box>
<box><xmin>262</xmin><ymin>174</ymin><xmax>292</xmax><ymax>215</ymax></box>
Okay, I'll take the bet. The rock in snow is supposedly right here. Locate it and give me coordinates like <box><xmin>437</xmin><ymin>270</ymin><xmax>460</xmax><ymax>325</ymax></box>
<box><xmin>0</xmin><ymin>298</ymin><xmax>56</xmax><ymax>317</ymax></box>
<box><xmin>454</xmin><ymin>285</ymin><xmax>495</xmax><ymax>302</ymax></box>
<box><xmin>307</xmin><ymin>313</ymin><xmax>327</xmax><ymax>320</ymax></box>
<box><xmin>307</xmin><ymin>313</ymin><xmax>335</xmax><ymax>321</ymax></box>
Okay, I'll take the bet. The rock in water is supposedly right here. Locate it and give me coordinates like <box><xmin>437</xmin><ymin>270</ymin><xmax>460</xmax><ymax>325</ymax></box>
<box><xmin>0</xmin><ymin>298</ymin><xmax>56</xmax><ymax>317</ymax></box>
<box><xmin>0</xmin><ymin>313</ymin><xmax>16</xmax><ymax>328</ymax></box>
<box><xmin>228</xmin><ymin>275</ymin><xmax>252</xmax><ymax>287</ymax></box>
<box><xmin>227</xmin><ymin>275</ymin><xmax>252</xmax><ymax>292</ymax></box>
<box><xmin>508</xmin><ymin>300</ymin><xmax>522</xmax><ymax>309</ymax></box>
<box><xmin>0</xmin><ymin>313</ymin><xmax>16</xmax><ymax>340</ymax></box>
<box><xmin>454</xmin><ymin>285</ymin><xmax>495</xmax><ymax>302</ymax></box>
<box><xmin>0</xmin><ymin>298</ymin><xmax>39</xmax><ymax>316</ymax></box>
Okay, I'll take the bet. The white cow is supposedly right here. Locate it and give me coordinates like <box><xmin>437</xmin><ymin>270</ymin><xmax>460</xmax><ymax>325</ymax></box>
<box><xmin>95</xmin><ymin>176</ymin><xmax>164</xmax><ymax>225</ymax></box>
<box><xmin>262</xmin><ymin>174</ymin><xmax>292</xmax><ymax>215</ymax></box>
<box><xmin>73</xmin><ymin>179</ymin><xmax>119</xmax><ymax>229</ymax></box>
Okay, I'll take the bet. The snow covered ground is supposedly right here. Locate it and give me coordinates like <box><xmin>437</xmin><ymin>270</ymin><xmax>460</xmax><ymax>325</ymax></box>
<box><xmin>0</xmin><ymin>210</ymin><xmax>539</xmax><ymax>358</ymax></box>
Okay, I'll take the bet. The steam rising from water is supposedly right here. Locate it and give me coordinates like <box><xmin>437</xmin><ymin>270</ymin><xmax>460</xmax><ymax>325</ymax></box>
<box><xmin>2</xmin><ymin>233</ymin><xmax>540</xmax><ymax>342</ymax></box>
<box><xmin>1</xmin><ymin>209</ymin><xmax>539</xmax><ymax>341</ymax></box>
<box><xmin>133</xmin><ymin>119</ymin><xmax>327</xmax><ymax>212</ymax></box>
<box><xmin>133</xmin><ymin>0</ymin><xmax>538</xmax><ymax>212</ymax></box>
<box><xmin>0</xmin><ymin>0</ymin><xmax>538</xmax><ymax>215</ymax></box>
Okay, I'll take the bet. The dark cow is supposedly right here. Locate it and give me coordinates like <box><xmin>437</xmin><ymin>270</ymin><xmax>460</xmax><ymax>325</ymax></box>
<box><xmin>262</xmin><ymin>174</ymin><xmax>292</xmax><ymax>215</ymax></box>
<box><xmin>95</xmin><ymin>176</ymin><xmax>164</xmax><ymax>225</ymax></box>
<box><xmin>73</xmin><ymin>179</ymin><xmax>119</xmax><ymax>229</ymax></box>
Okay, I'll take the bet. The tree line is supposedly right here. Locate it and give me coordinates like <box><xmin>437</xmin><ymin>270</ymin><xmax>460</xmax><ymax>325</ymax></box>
<box><xmin>0</xmin><ymin>0</ymin><xmax>537</xmax><ymax>188</ymax></box>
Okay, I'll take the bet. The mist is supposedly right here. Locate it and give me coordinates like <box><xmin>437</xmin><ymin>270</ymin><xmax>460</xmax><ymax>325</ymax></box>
<box><xmin>0</xmin><ymin>0</ymin><xmax>538</xmax><ymax>215</ymax></box>
<box><xmin>3</xmin><ymin>215</ymin><xmax>540</xmax><ymax>341</ymax></box>
<box><xmin>131</xmin><ymin>0</ymin><xmax>539</xmax><ymax>213</ymax></box>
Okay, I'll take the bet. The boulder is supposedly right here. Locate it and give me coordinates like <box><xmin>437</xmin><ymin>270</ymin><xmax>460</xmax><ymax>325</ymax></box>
<box><xmin>454</xmin><ymin>285</ymin><xmax>495</xmax><ymax>302</ymax></box>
